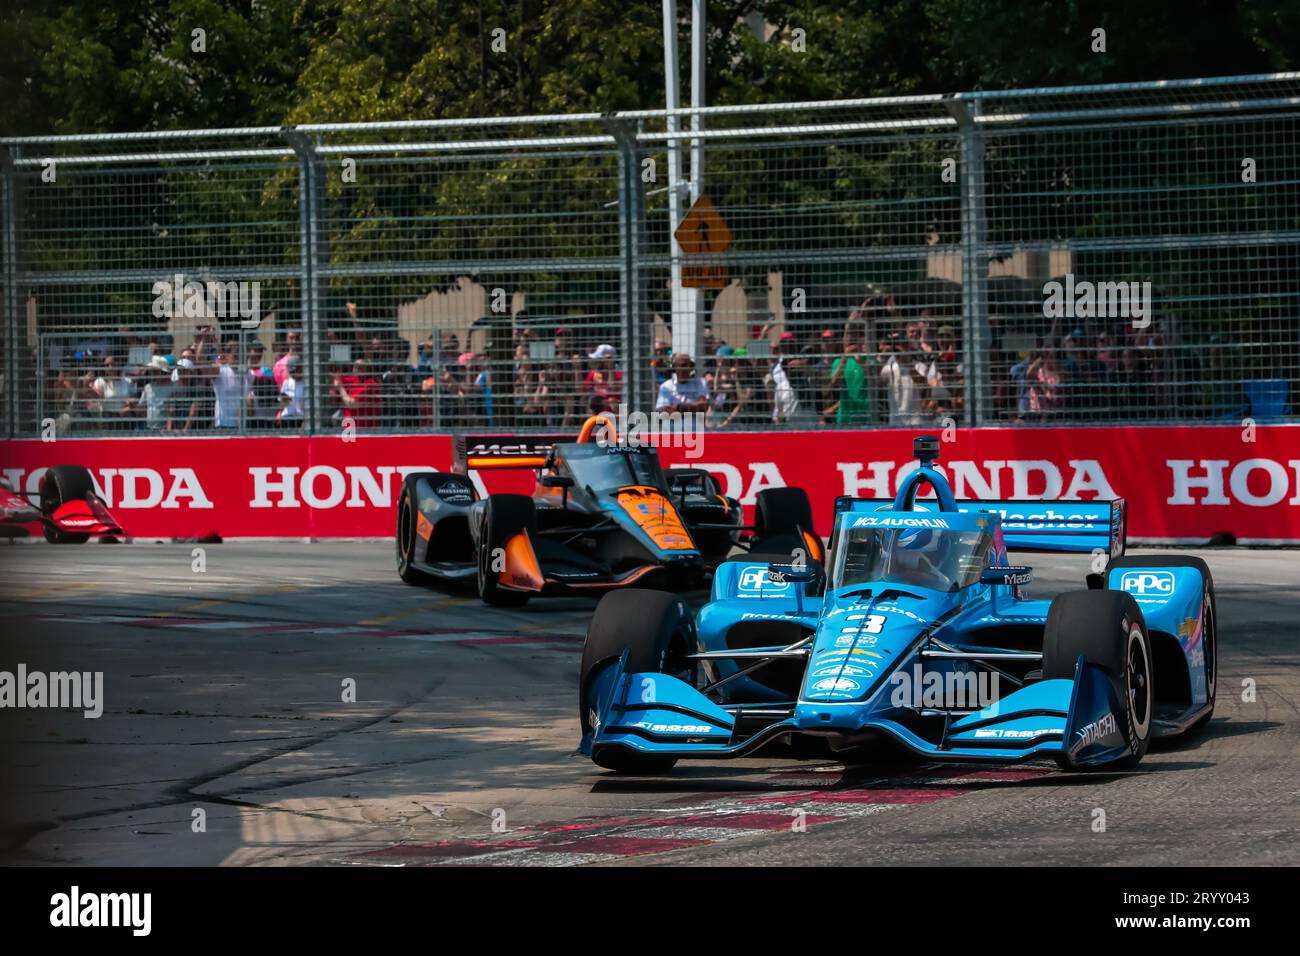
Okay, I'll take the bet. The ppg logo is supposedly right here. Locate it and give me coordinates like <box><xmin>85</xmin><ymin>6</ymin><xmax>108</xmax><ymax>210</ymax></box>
<box><xmin>1120</xmin><ymin>570</ymin><xmax>1176</xmax><ymax>596</ymax></box>
<box><xmin>738</xmin><ymin>567</ymin><xmax>789</xmax><ymax>594</ymax></box>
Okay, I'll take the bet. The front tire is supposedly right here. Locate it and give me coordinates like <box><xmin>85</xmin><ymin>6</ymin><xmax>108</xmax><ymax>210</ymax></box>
<box><xmin>396</xmin><ymin>482</ymin><xmax>435</xmax><ymax>586</ymax></box>
<box><xmin>39</xmin><ymin>465</ymin><xmax>95</xmax><ymax>544</ymax></box>
<box><xmin>477</xmin><ymin>495</ymin><xmax>535</xmax><ymax>608</ymax></box>
<box><xmin>579</xmin><ymin>589</ymin><xmax>698</xmax><ymax>772</ymax></box>
<box><xmin>1044</xmin><ymin>590</ymin><xmax>1153</xmax><ymax>770</ymax></box>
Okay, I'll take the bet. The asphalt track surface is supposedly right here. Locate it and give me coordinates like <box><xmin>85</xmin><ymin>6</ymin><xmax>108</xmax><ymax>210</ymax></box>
<box><xmin>0</xmin><ymin>541</ymin><xmax>1296</xmax><ymax>867</ymax></box>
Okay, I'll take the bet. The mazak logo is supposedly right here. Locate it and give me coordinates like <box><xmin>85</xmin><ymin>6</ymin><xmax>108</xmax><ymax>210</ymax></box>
<box><xmin>738</xmin><ymin>567</ymin><xmax>790</xmax><ymax>594</ymax></box>
<box><xmin>1120</xmin><ymin>570</ymin><xmax>1175</xmax><ymax>596</ymax></box>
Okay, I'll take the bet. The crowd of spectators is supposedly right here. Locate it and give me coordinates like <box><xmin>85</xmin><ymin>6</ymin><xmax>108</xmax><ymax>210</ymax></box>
<box><xmin>998</xmin><ymin>316</ymin><xmax>1189</xmax><ymax>423</ymax></box>
<box><xmin>35</xmin><ymin>292</ymin><xmax>1229</xmax><ymax>435</ymax></box>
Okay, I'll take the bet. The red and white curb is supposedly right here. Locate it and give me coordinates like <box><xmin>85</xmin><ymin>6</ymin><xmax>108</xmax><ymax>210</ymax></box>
<box><xmin>343</xmin><ymin>764</ymin><xmax>1054</xmax><ymax>867</ymax></box>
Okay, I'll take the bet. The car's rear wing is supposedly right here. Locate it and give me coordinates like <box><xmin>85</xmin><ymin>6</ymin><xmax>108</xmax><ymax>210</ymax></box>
<box><xmin>834</xmin><ymin>496</ymin><xmax>1127</xmax><ymax>558</ymax></box>
<box><xmin>452</xmin><ymin>415</ymin><xmax>621</xmax><ymax>473</ymax></box>
<box><xmin>452</xmin><ymin>434</ymin><xmax>572</xmax><ymax>472</ymax></box>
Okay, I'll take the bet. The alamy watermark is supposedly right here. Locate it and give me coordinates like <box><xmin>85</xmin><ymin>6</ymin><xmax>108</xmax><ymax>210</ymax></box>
<box><xmin>600</xmin><ymin>404</ymin><xmax>706</xmax><ymax>459</ymax></box>
<box><xmin>1042</xmin><ymin>273</ymin><xmax>1153</xmax><ymax>329</ymax></box>
<box><xmin>152</xmin><ymin>273</ymin><xmax>261</xmax><ymax>329</ymax></box>
<box><xmin>0</xmin><ymin>664</ymin><xmax>103</xmax><ymax>718</ymax></box>
<box><xmin>889</xmin><ymin>664</ymin><xmax>999</xmax><ymax>710</ymax></box>
<box><xmin>50</xmin><ymin>886</ymin><xmax>150</xmax><ymax>936</ymax></box>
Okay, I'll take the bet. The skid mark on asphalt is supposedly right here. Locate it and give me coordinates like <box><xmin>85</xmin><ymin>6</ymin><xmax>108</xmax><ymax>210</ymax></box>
<box><xmin>29</xmin><ymin>611</ymin><xmax>583</xmax><ymax>651</ymax></box>
<box><xmin>341</xmin><ymin>764</ymin><xmax>1055</xmax><ymax>867</ymax></box>
<box><xmin>360</xmin><ymin>597</ymin><xmax>477</xmax><ymax>626</ymax></box>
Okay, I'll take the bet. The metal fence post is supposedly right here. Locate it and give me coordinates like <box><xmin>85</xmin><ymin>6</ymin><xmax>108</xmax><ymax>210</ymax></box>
<box><xmin>0</xmin><ymin>147</ymin><xmax>19</xmax><ymax>439</ymax></box>
<box><xmin>604</xmin><ymin>116</ymin><xmax>650</xmax><ymax>415</ymax></box>
<box><xmin>946</xmin><ymin>96</ymin><xmax>991</xmax><ymax>426</ymax></box>
<box><xmin>284</xmin><ymin>129</ymin><xmax>326</xmax><ymax>434</ymax></box>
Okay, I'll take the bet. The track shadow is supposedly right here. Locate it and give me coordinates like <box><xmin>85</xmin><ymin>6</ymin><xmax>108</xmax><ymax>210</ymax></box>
<box><xmin>1149</xmin><ymin>717</ymin><xmax>1277</xmax><ymax>752</ymax></box>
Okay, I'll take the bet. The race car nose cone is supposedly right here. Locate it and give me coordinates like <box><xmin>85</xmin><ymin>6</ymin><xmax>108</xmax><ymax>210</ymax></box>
<box><xmin>792</xmin><ymin>702</ymin><xmax>866</xmax><ymax>730</ymax></box>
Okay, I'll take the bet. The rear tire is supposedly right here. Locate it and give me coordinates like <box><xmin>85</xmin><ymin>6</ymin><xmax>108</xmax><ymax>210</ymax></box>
<box><xmin>39</xmin><ymin>465</ymin><xmax>94</xmax><ymax>544</ymax></box>
<box><xmin>477</xmin><ymin>495</ymin><xmax>535</xmax><ymax>608</ymax></box>
<box><xmin>580</xmin><ymin>588</ymin><xmax>697</xmax><ymax>772</ymax></box>
<box><xmin>1043</xmin><ymin>590</ymin><xmax>1153</xmax><ymax>770</ymax></box>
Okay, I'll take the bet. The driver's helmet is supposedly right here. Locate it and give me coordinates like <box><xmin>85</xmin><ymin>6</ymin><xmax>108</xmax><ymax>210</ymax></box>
<box><xmin>889</xmin><ymin>526</ymin><xmax>949</xmax><ymax>588</ymax></box>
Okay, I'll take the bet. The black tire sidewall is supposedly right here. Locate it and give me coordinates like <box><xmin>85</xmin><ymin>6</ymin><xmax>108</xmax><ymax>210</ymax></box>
<box><xmin>1044</xmin><ymin>589</ymin><xmax>1153</xmax><ymax>760</ymax></box>
<box><xmin>40</xmin><ymin>466</ymin><xmax>94</xmax><ymax>544</ymax></box>
<box><xmin>477</xmin><ymin>495</ymin><xmax>535</xmax><ymax>605</ymax></box>
<box><xmin>395</xmin><ymin>484</ymin><xmax>431</xmax><ymax>584</ymax></box>
<box><xmin>579</xmin><ymin>589</ymin><xmax>695</xmax><ymax>737</ymax></box>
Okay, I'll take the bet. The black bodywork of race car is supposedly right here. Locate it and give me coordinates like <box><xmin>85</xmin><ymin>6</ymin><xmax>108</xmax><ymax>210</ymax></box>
<box><xmin>394</xmin><ymin>419</ymin><xmax>823</xmax><ymax>606</ymax></box>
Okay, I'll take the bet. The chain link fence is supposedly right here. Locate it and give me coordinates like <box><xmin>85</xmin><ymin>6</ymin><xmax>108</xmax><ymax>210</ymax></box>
<box><xmin>2</xmin><ymin>72</ymin><xmax>1298</xmax><ymax>438</ymax></box>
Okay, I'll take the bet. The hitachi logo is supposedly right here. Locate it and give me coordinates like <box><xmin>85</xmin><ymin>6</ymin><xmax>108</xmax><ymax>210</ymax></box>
<box><xmin>1074</xmin><ymin>712</ymin><xmax>1119</xmax><ymax>748</ymax></box>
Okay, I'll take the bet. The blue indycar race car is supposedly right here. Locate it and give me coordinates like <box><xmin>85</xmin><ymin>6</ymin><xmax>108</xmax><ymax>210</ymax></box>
<box><xmin>579</xmin><ymin>436</ymin><xmax>1217</xmax><ymax>773</ymax></box>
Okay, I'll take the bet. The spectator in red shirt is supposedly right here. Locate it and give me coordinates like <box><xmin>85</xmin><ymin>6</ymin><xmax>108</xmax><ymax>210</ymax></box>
<box><xmin>332</xmin><ymin>359</ymin><xmax>381</xmax><ymax>429</ymax></box>
<box><xmin>583</xmin><ymin>343</ymin><xmax>623</xmax><ymax>407</ymax></box>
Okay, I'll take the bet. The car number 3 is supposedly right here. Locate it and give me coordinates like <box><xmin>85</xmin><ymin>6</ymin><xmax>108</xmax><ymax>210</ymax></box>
<box><xmin>846</xmin><ymin>613</ymin><xmax>887</xmax><ymax>634</ymax></box>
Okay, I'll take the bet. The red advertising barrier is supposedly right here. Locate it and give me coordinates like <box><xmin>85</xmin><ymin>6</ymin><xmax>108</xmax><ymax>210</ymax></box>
<box><xmin>2</xmin><ymin>425</ymin><xmax>1299</xmax><ymax>543</ymax></box>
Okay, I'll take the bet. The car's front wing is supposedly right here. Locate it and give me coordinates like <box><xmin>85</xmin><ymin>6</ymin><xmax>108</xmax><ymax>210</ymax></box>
<box><xmin>583</xmin><ymin>652</ymin><xmax>1137</xmax><ymax>768</ymax></box>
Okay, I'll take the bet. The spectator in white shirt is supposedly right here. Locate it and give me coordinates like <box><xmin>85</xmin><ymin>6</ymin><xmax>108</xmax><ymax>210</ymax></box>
<box><xmin>655</xmin><ymin>353</ymin><xmax>710</xmax><ymax>413</ymax></box>
<box><xmin>90</xmin><ymin>355</ymin><xmax>138</xmax><ymax>422</ymax></box>
<box><xmin>211</xmin><ymin>339</ymin><xmax>244</xmax><ymax>428</ymax></box>
<box><xmin>879</xmin><ymin>340</ymin><xmax>930</xmax><ymax>426</ymax></box>
<box><xmin>277</xmin><ymin>357</ymin><xmax>303</xmax><ymax>425</ymax></box>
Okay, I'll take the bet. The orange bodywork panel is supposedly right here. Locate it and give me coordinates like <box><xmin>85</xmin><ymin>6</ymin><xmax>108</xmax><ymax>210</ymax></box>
<box><xmin>499</xmin><ymin>531</ymin><xmax>545</xmax><ymax>592</ymax></box>
<box><xmin>802</xmin><ymin>529</ymin><xmax>825</xmax><ymax>566</ymax></box>
<box><xmin>466</xmin><ymin>454</ymin><xmax>549</xmax><ymax>471</ymax></box>
<box><xmin>614</xmin><ymin>486</ymin><xmax>696</xmax><ymax>552</ymax></box>
<box><xmin>416</xmin><ymin>512</ymin><xmax>434</xmax><ymax>541</ymax></box>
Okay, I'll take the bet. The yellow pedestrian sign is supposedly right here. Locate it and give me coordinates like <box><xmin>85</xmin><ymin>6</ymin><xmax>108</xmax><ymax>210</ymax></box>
<box><xmin>674</xmin><ymin>196</ymin><xmax>733</xmax><ymax>255</ymax></box>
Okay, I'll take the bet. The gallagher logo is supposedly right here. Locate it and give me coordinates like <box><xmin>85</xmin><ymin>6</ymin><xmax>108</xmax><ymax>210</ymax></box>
<box><xmin>1119</xmin><ymin>571</ymin><xmax>1175</xmax><ymax>596</ymax></box>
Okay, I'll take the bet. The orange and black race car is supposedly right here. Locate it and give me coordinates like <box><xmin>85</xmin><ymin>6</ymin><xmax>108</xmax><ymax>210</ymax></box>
<box><xmin>0</xmin><ymin>465</ymin><xmax>124</xmax><ymax>543</ymax></box>
<box><xmin>395</xmin><ymin>415</ymin><xmax>823</xmax><ymax>606</ymax></box>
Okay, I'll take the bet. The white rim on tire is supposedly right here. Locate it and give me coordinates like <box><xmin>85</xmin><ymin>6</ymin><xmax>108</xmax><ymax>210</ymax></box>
<box><xmin>1126</xmin><ymin>622</ymin><xmax>1152</xmax><ymax>741</ymax></box>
